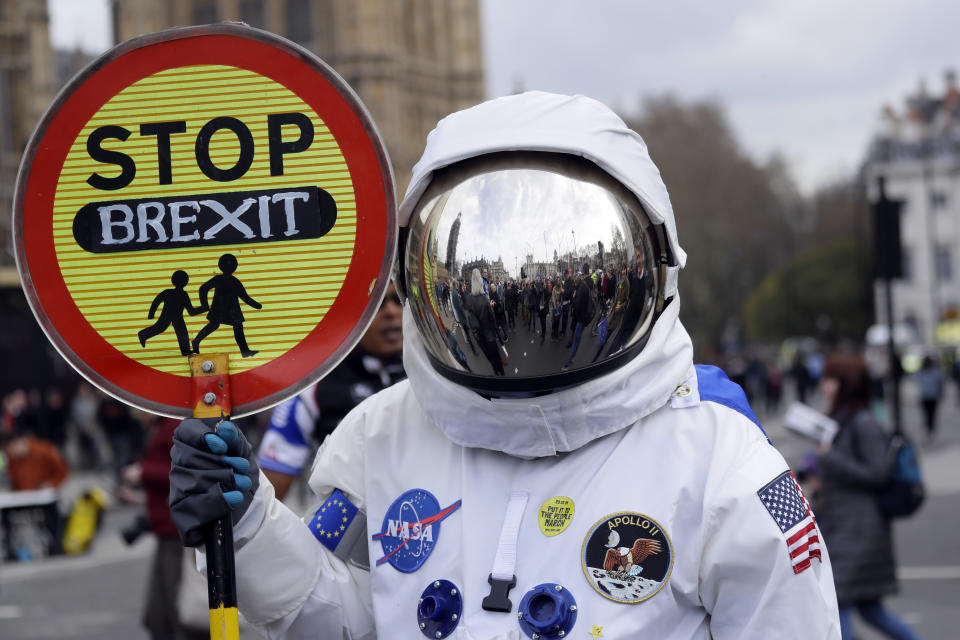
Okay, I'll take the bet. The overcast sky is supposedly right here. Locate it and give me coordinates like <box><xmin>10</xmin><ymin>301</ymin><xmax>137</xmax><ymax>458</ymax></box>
<box><xmin>49</xmin><ymin>0</ymin><xmax>960</xmax><ymax>195</ymax></box>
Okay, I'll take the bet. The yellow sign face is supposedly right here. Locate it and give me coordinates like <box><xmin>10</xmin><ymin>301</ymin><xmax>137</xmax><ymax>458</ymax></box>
<box><xmin>538</xmin><ymin>496</ymin><xmax>575</xmax><ymax>536</ymax></box>
<box><xmin>53</xmin><ymin>64</ymin><xmax>356</xmax><ymax>376</ymax></box>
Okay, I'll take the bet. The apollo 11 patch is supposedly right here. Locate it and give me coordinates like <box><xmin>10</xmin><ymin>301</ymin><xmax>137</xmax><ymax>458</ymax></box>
<box><xmin>581</xmin><ymin>511</ymin><xmax>673</xmax><ymax>604</ymax></box>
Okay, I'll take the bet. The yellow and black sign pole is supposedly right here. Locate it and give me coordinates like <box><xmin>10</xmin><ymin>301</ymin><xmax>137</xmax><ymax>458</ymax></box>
<box><xmin>204</xmin><ymin>517</ymin><xmax>239</xmax><ymax>640</ymax></box>
<box><xmin>189</xmin><ymin>354</ymin><xmax>239</xmax><ymax>640</ymax></box>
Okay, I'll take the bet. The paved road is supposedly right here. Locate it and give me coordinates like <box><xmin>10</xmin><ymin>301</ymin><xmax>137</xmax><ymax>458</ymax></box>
<box><xmin>1</xmin><ymin>377</ymin><xmax>958</xmax><ymax>639</ymax></box>
<box><xmin>0</xmin><ymin>496</ymin><xmax>262</xmax><ymax>639</ymax></box>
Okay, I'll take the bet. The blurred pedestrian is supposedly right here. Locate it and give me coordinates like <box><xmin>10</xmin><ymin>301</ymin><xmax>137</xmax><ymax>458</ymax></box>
<box><xmin>1</xmin><ymin>388</ymin><xmax>28</xmax><ymax>435</ymax></box>
<box><xmin>743</xmin><ymin>353</ymin><xmax>769</xmax><ymax>406</ymax></box>
<box><xmin>449</xmin><ymin>281</ymin><xmax>476</xmax><ymax>354</ymax></box>
<box><xmin>1</xmin><ymin>425</ymin><xmax>69</xmax><ymax>557</ymax></box>
<box><xmin>97</xmin><ymin>396</ymin><xmax>141</xmax><ymax>491</ymax></box>
<box><xmin>912</xmin><ymin>356</ymin><xmax>942</xmax><ymax>442</ymax></box>
<box><xmin>133</xmin><ymin>417</ymin><xmax>207</xmax><ymax>640</ymax></box>
<box><xmin>562</xmin><ymin>272</ymin><xmax>592</xmax><ymax>369</ymax></box>
<box><xmin>466</xmin><ymin>268</ymin><xmax>505</xmax><ymax>375</ymax></box>
<box><xmin>68</xmin><ymin>383</ymin><xmax>106</xmax><ymax>470</ymax></box>
<box><xmin>2</xmin><ymin>426</ymin><xmax>69</xmax><ymax>491</ymax></box>
<box><xmin>791</xmin><ymin>351</ymin><xmax>813</xmax><ymax>404</ymax></box>
<box><xmin>42</xmin><ymin>387</ymin><xmax>69</xmax><ymax>451</ymax></box>
<box><xmin>490</xmin><ymin>282</ymin><xmax>509</xmax><ymax>343</ymax></box>
<box><xmin>20</xmin><ymin>388</ymin><xmax>44</xmax><ymax>435</ymax></box>
<box><xmin>258</xmin><ymin>285</ymin><xmax>405</xmax><ymax>501</ymax></box>
<box><xmin>504</xmin><ymin>280</ymin><xmax>519</xmax><ymax>329</ymax></box>
<box><xmin>765</xmin><ymin>363</ymin><xmax>784</xmax><ymax>414</ymax></box>
<box><xmin>952</xmin><ymin>356</ymin><xmax>960</xmax><ymax>406</ymax></box>
<box><xmin>816</xmin><ymin>354</ymin><xmax>922</xmax><ymax>640</ymax></box>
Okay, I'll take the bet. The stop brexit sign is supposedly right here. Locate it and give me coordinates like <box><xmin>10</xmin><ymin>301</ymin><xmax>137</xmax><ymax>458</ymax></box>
<box><xmin>13</xmin><ymin>24</ymin><xmax>396</xmax><ymax>417</ymax></box>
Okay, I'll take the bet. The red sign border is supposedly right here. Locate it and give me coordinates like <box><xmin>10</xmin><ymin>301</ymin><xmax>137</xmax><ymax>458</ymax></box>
<box><xmin>13</xmin><ymin>25</ymin><xmax>396</xmax><ymax>417</ymax></box>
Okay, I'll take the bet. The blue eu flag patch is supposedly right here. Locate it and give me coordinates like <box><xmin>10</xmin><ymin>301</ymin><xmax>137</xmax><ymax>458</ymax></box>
<box><xmin>311</xmin><ymin>488</ymin><xmax>359</xmax><ymax>553</ymax></box>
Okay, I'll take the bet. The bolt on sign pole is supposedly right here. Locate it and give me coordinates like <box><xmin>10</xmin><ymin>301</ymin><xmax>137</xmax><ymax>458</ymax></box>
<box><xmin>190</xmin><ymin>353</ymin><xmax>237</xmax><ymax>637</ymax></box>
<box><xmin>12</xmin><ymin>24</ymin><xmax>396</xmax><ymax>640</ymax></box>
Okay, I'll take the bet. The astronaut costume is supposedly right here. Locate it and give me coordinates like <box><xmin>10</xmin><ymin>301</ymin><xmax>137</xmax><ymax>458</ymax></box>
<box><xmin>171</xmin><ymin>92</ymin><xmax>841</xmax><ymax>639</ymax></box>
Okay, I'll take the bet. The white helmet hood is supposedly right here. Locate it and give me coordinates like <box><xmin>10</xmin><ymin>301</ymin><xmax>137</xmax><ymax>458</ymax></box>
<box><xmin>398</xmin><ymin>91</ymin><xmax>686</xmax><ymax>268</ymax></box>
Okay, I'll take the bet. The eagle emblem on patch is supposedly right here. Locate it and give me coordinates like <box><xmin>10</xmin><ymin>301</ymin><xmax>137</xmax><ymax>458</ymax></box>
<box><xmin>581</xmin><ymin>511</ymin><xmax>673</xmax><ymax>604</ymax></box>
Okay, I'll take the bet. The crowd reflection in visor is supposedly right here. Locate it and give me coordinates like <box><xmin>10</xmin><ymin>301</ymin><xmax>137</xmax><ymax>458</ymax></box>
<box><xmin>405</xmin><ymin>156</ymin><xmax>662</xmax><ymax>384</ymax></box>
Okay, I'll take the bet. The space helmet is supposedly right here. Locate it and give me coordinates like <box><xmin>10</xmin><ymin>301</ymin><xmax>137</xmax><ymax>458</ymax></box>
<box><xmin>397</xmin><ymin>92</ymin><xmax>684</xmax><ymax>394</ymax></box>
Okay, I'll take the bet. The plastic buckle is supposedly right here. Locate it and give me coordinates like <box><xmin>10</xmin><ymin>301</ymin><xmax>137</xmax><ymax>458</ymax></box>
<box><xmin>481</xmin><ymin>573</ymin><xmax>517</xmax><ymax>613</ymax></box>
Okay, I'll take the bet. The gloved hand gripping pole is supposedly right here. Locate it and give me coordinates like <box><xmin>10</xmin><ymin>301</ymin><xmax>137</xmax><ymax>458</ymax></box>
<box><xmin>189</xmin><ymin>354</ymin><xmax>240</xmax><ymax>640</ymax></box>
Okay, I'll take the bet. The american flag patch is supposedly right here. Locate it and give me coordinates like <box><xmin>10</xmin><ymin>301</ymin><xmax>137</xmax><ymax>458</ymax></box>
<box><xmin>757</xmin><ymin>470</ymin><xmax>822</xmax><ymax>574</ymax></box>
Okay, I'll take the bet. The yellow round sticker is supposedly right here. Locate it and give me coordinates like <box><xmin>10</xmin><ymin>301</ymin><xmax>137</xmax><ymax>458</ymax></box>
<box><xmin>538</xmin><ymin>496</ymin><xmax>575</xmax><ymax>536</ymax></box>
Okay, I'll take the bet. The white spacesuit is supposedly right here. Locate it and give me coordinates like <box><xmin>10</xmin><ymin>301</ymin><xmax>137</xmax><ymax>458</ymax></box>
<box><xmin>184</xmin><ymin>92</ymin><xmax>841</xmax><ymax>639</ymax></box>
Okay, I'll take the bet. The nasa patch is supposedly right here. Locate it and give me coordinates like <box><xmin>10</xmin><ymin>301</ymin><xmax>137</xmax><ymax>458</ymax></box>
<box><xmin>371</xmin><ymin>488</ymin><xmax>462</xmax><ymax>572</ymax></box>
<box><xmin>581</xmin><ymin>511</ymin><xmax>673</xmax><ymax>604</ymax></box>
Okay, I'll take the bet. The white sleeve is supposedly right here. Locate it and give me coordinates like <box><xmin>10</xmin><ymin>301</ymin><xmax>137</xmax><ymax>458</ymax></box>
<box><xmin>257</xmin><ymin>392</ymin><xmax>317</xmax><ymax>476</ymax></box>
<box><xmin>699</xmin><ymin>430</ymin><xmax>841</xmax><ymax>639</ymax></box>
<box><xmin>218</xmin><ymin>407</ymin><xmax>374</xmax><ymax>639</ymax></box>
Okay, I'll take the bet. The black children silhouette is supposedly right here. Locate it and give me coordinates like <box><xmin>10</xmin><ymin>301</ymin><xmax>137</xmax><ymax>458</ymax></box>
<box><xmin>191</xmin><ymin>253</ymin><xmax>263</xmax><ymax>357</ymax></box>
<box><xmin>138</xmin><ymin>270</ymin><xmax>204</xmax><ymax>356</ymax></box>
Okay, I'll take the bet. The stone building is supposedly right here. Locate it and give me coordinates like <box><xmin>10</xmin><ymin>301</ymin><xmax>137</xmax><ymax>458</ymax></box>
<box><xmin>863</xmin><ymin>71</ymin><xmax>960</xmax><ymax>347</ymax></box>
<box><xmin>110</xmin><ymin>0</ymin><xmax>485</xmax><ymax>195</ymax></box>
<box><xmin>488</xmin><ymin>257</ymin><xmax>507</xmax><ymax>284</ymax></box>
<box><xmin>0</xmin><ymin>2</ymin><xmax>105</xmax><ymax>393</ymax></box>
<box><xmin>0</xmin><ymin>0</ymin><xmax>58</xmax><ymax>272</ymax></box>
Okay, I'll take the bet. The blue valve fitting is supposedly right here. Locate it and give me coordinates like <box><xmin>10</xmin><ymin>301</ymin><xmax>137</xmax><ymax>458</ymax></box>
<box><xmin>417</xmin><ymin>579</ymin><xmax>462</xmax><ymax>639</ymax></box>
<box><xmin>517</xmin><ymin>582</ymin><xmax>578</xmax><ymax>639</ymax></box>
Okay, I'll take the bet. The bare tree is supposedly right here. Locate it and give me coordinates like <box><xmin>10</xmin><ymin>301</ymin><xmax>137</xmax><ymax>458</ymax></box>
<box><xmin>623</xmin><ymin>96</ymin><xmax>784</xmax><ymax>353</ymax></box>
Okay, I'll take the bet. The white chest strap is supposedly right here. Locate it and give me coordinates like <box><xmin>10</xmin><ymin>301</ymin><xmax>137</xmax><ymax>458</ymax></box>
<box><xmin>482</xmin><ymin>491</ymin><xmax>529</xmax><ymax>612</ymax></box>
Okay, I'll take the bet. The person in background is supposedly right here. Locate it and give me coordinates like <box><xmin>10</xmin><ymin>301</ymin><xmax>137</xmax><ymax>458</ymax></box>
<box><xmin>607</xmin><ymin>248</ymin><xmax>653</xmax><ymax>354</ymax></box>
<box><xmin>98</xmin><ymin>396</ymin><xmax>142</xmax><ymax>493</ymax></box>
<box><xmin>912</xmin><ymin>356</ymin><xmax>943</xmax><ymax>442</ymax></box>
<box><xmin>68</xmin><ymin>383</ymin><xmax>105</xmax><ymax>471</ymax></box>
<box><xmin>129</xmin><ymin>417</ymin><xmax>207</xmax><ymax>640</ymax></box>
<box><xmin>3</xmin><ymin>426</ymin><xmax>69</xmax><ymax>492</ymax></box>
<box><xmin>504</xmin><ymin>280</ymin><xmax>519</xmax><ymax>330</ymax></box>
<box><xmin>42</xmin><ymin>387</ymin><xmax>68</xmax><ymax>452</ymax></box>
<box><xmin>530</xmin><ymin>275</ymin><xmax>548</xmax><ymax>344</ymax></box>
<box><xmin>792</xmin><ymin>351</ymin><xmax>814</xmax><ymax>404</ymax></box>
<box><xmin>489</xmin><ymin>282</ymin><xmax>509</xmax><ymax>343</ymax></box>
<box><xmin>560</xmin><ymin>267</ymin><xmax>575</xmax><ymax>336</ymax></box>
<box><xmin>449</xmin><ymin>280</ymin><xmax>476</xmax><ymax>354</ymax></box>
<box><xmin>4</xmin><ymin>430</ymin><xmax>70</xmax><ymax>491</ymax></box>
<box><xmin>816</xmin><ymin>354</ymin><xmax>922</xmax><ymax>640</ymax></box>
<box><xmin>1</xmin><ymin>388</ymin><xmax>28</xmax><ymax>435</ymax></box>
<box><xmin>465</xmin><ymin>268</ymin><xmax>505</xmax><ymax>376</ymax></box>
<box><xmin>562</xmin><ymin>272</ymin><xmax>591</xmax><ymax>369</ymax></box>
<box><xmin>2</xmin><ymin>425</ymin><xmax>70</xmax><ymax>556</ymax></box>
<box><xmin>257</xmin><ymin>284</ymin><xmax>405</xmax><ymax>501</ymax></box>
<box><xmin>550</xmin><ymin>274</ymin><xmax>565</xmax><ymax>340</ymax></box>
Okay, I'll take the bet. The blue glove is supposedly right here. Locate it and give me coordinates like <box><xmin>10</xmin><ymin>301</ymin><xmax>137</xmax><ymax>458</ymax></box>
<box><xmin>169</xmin><ymin>419</ymin><xmax>259</xmax><ymax>547</ymax></box>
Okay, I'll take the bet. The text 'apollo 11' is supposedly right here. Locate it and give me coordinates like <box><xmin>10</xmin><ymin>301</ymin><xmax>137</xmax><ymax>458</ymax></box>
<box><xmin>757</xmin><ymin>471</ymin><xmax>822</xmax><ymax>575</ymax></box>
